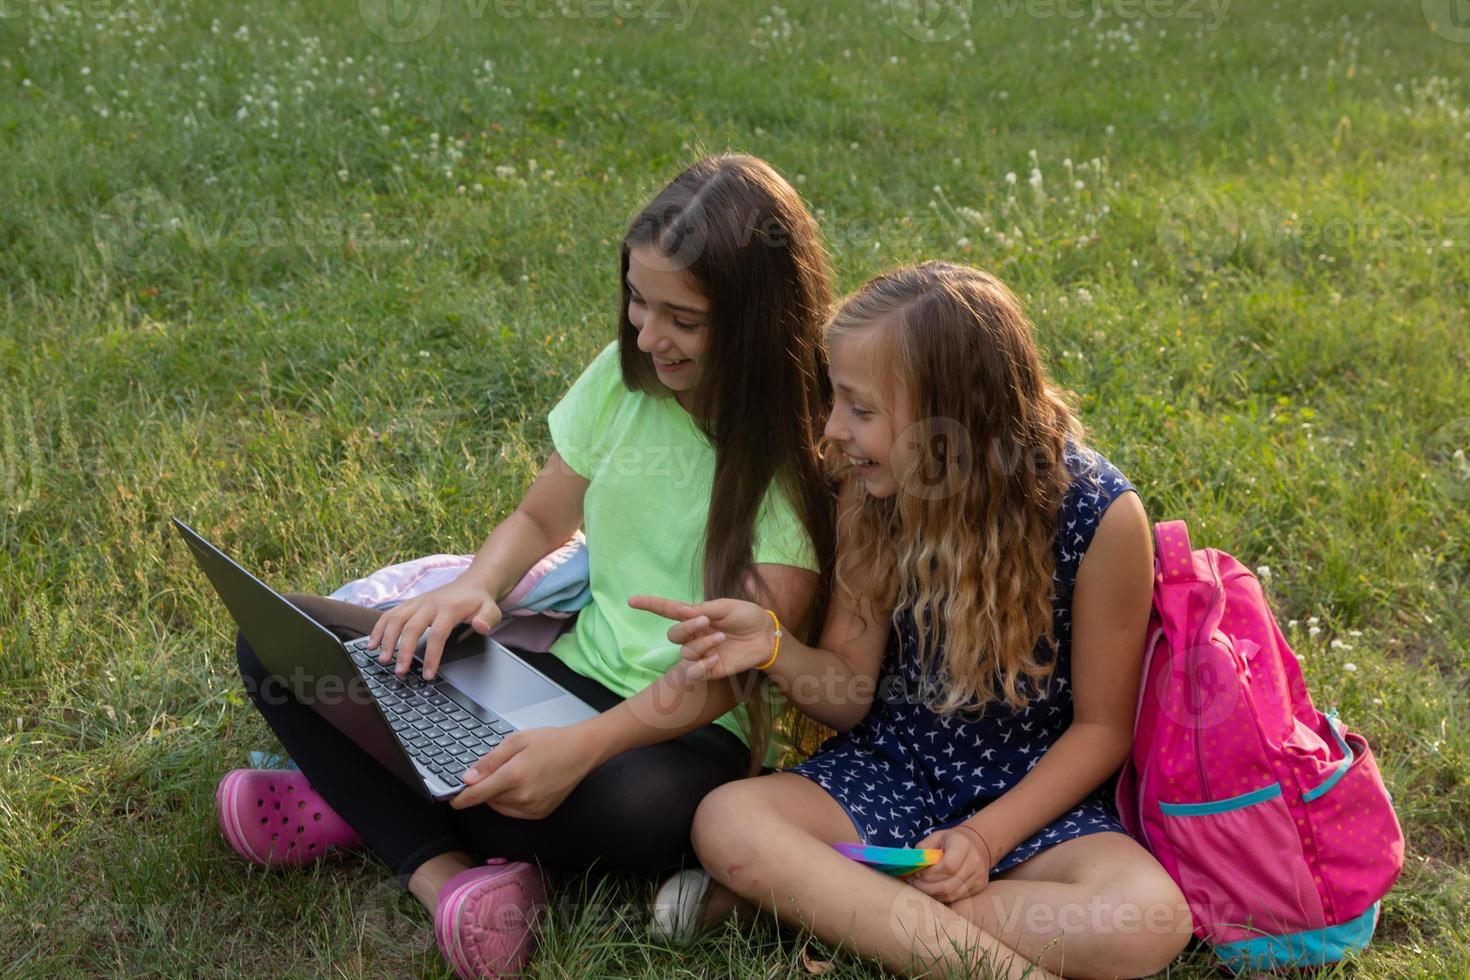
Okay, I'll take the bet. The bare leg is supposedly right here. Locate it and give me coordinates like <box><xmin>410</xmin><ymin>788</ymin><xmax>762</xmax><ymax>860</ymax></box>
<box><xmin>949</xmin><ymin>833</ymin><xmax>1193</xmax><ymax>979</ymax></box>
<box><xmin>699</xmin><ymin>881</ymin><xmax>755</xmax><ymax>929</ymax></box>
<box><xmin>692</xmin><ymin>774</ymin><xmax>1060</xmax><ymax>980</ymax></box>
<box><xmin>407</xmin><ymin>851</ymin><xmax>477</xmax><ymax>913</ymax></box>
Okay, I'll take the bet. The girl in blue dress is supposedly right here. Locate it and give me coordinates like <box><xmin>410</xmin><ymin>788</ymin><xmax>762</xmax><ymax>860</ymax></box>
<box><xmin>634</xmin><ymin>262</ymin><xmax>1191</xmax><ymax>978</ymax></box>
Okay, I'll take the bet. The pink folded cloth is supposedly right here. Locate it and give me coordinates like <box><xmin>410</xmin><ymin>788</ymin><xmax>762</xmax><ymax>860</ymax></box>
<box><xmin>328</xmin><ymin>533</ymin><xmax>586</xmax><ymax>653</ymax></box>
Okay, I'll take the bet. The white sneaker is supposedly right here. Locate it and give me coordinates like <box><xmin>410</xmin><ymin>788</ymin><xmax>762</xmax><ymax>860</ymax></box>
<box><xmin>650</xmin><ymin>868</ymin><xmax>714</xmax><ymax>946</ymax></box>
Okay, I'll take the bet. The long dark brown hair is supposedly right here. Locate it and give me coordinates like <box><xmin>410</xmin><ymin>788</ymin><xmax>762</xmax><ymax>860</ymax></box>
<box><xmin>618</xmin><ymin>154</ymin><xmax>836</xmax><ymax>770</ymax></box>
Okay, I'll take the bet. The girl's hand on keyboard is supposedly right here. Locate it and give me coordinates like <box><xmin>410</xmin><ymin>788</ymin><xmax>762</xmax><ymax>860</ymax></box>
<box><xmin>366</xmin><ymin>582</ymin><xmax>503</xmax><ymax>680</ymax></box>
<box><xmin>450</xmin><ymin>724</ymin><xmax>596</xmax><ymax>819</ymax></box>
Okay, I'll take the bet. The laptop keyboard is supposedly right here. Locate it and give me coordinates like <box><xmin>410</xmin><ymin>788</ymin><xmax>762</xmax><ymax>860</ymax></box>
<box><xmin>344</xmin><ymin>636</ymin><xmax>516</xmax><ymax>792</ymax></box>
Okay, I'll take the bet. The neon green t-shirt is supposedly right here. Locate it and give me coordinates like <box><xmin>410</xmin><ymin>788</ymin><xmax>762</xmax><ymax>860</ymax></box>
<box><xmin>547</xmin><ymin>341</ymin><xmax>817</xmax><ymax>752</ymax></box>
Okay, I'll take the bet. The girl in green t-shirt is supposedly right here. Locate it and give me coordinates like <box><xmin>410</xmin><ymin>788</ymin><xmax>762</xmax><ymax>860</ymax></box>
<box><xmin>223</xmin><ymin>154</ymin><xmax>835</xmax><ymax>977</ymax></box>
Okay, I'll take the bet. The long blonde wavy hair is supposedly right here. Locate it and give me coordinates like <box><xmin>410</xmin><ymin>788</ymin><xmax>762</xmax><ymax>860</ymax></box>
<box><xmin>825</xmin><ymin>261</ymin><xmax>1090</xmax><ymax>716</ymax></box>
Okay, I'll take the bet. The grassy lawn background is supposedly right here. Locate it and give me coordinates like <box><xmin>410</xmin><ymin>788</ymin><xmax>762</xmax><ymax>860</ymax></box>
<box><xmin>2</xmin><ymin>0</ymin><xmax>1467</xmax><ymax>974</ymax></box>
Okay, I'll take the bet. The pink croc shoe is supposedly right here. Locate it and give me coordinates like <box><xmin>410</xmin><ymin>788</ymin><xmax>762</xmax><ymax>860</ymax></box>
<box><xmin>216</xmin><ymin>769</ymin><xmax>362</xmax><ymax>865</ymax></box>
<box><xmin>434</xmin><ymin>858</ymin><xmax>546</xmax><ymax>978</ymax></box>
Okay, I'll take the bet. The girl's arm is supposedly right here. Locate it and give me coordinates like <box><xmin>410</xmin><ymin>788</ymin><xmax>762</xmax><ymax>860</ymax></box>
<box><xmin>451</xmin><ymin>563</ymin><xmax>817</xmax><ymax>818</ymax></box>
<box><xmin>631</xmin><ymin>478</ymin><xmax>890</xmax><ymax>733</ymax></box>
<box><xmin>957</xmin><ymin>491</ymin><xmax>1154</xmax><ymax>862</ymax></box>
<box><xmin>370</xmin><ymin>452</ymin><xmax>588</xmax><ymax>676</ymax></box>
<box><xmin>579</xmin><ymin>563</ymin><xmax>818</xmax><ymax>759</ymax></box>
<box><xmin>458</xmin><ymin>451</ymin><xmax>589</xmax><ymax>600</ymax></box>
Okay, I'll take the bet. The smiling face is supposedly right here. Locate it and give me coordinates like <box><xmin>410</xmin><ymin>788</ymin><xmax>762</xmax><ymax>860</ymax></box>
<box><xmin>625</xmin><ymin>243</ymin><xmax>711</xmax><ymax>410</ymax></box>
<box><xmin>823</xmin><ymin>324</ymin><xmax>914</xmax><ymax>499</ymax></box>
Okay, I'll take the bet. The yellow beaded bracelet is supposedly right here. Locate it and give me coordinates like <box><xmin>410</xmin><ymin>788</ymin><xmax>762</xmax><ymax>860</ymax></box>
<box><xmin>756</xmin><ymin>609</ymin><xmax>782</xmax><ymax>671</ymax></box>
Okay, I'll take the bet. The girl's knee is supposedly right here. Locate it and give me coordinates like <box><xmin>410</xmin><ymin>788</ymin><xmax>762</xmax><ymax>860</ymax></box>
<box><xmin>1089</xmin><ymin>871</ymin><xmax>1192</xmax><ymax>978</ymax></box>
<box><xmin>692</xmin><ymin>781</ymin><xmax>779</xmax><ymax>876</ymax></box>
<box><xmin>691</xmin><ymin>782</ymin><xmax>747</xmax><ymax>859</ymax></box>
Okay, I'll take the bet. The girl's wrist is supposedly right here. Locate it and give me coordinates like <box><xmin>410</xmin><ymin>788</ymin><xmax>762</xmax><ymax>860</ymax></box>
<box><xmin>953</xmin><ymin>822</ymin><xmax>993</xmax><ymax>869</ymax></box>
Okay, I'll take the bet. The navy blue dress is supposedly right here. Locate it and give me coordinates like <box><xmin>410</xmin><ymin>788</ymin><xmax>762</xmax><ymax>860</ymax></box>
<box><xmin>787</xmin><ymin>443</ymin><xmax>1138</xmax><ymax>873</ymax></box>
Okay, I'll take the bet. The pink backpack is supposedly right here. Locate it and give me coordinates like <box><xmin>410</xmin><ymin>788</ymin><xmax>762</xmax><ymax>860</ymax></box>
<box><xmin>1114</xmin><ymin>521</ymin><xmax>1404</xmax><ymax>973</ymax></box>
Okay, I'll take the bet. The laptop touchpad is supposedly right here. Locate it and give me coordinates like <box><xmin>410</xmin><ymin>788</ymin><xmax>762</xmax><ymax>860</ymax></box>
<box><xmin>437</xmin><ymin>643</ymin><xmax>564</xmax><ymax>716</ymax></box>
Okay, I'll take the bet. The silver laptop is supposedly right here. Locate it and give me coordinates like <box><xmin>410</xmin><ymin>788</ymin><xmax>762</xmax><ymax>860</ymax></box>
<box><xmin>172</xmin><ymin>518</ymin><xmax>599</xmax><ymax>801</ymax></box>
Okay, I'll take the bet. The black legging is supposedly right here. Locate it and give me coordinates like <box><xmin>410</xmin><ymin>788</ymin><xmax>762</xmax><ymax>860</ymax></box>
<box><xmin>235</xmin><ymin>593</ymin><xmax>750</xmax><ymax>882</ymax></box>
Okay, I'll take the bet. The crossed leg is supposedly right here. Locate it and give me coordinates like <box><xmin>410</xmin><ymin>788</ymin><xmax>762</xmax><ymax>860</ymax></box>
<box><xmin>693</xmin><ymin>773</ymin><xmax>1193</xmax><ymax>979</ymax></box>
<box><xmin>951</xmin><ymin>832</ymin><xmax>1193</xmax><ymax>979</ymax></box>
<box><xmin>691</xmin><ymin>773</ymin><xmax>1059</xmax><ymax>980</ymax></box>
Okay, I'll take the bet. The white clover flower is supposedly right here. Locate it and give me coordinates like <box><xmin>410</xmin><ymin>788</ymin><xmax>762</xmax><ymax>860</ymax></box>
<box><xmin>1288</xmin><ymin>619</ymin><xmax>1298</xmax><ymax>629</ymax></box>
<box><xmin>1308</xmin><ymin>616</ymin><xmax>1319</xmax><ymax>626</ymax></box>
<box><xmin>1005</xmin><ymin>172</ymin><xmax>1017</xmax><ymax>185</ymax></box>
<box><xmin>1256</xmin><ymin>565</ymin><xmax>1272</xmax><ymax>582</ymax></box>
<box><xmin>419</xmin><ymin>350</ymin><xmax>430</xmax><ymax>357</ymax></box>
<box><xmin>1308</xmin><ymin>626</ymin><xmax>1322</xmax><ymax>637</ymax></box>
<box><xmin>1372</xmin><ymin>698</ymin><xmax>1383</xmax><ymax>706</ymax></box>
<box><xmin>336</xmin><ymin>168</ymin><xmax>349</xmax><ymax>182</ymax></box>
<box><xmin>1343</xmin><ymin>662</ymin><xmax>1357</xmax><ymax>672</ymax></box>
<box><xmin>1029</xmin><ymin>168</ymin><xmax>1043</xmax><ymax>189</ymax></box>
<box><xmin>1349</xmin><ymin>630</ymin><xmax>1362</xmax><ymax>637</ymax></box>
<box><xmin>1330</xmin><ymin>639</ymin><xmax>1351</xmax><ymax>650</ymax></box>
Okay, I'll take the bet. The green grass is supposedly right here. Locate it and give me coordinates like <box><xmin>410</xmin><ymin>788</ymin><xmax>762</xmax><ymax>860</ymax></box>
<box><xmin>3</xmin><ymin>0</ymin><xmax>1468</xmax><ymax>974</ymax></box>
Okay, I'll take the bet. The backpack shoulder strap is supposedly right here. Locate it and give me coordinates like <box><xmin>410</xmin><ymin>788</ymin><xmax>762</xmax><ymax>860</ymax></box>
<box><xmin>1154</xmin><ymin>520</ymin><xmax>1195</xmax><ymax>584</ymax></box>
